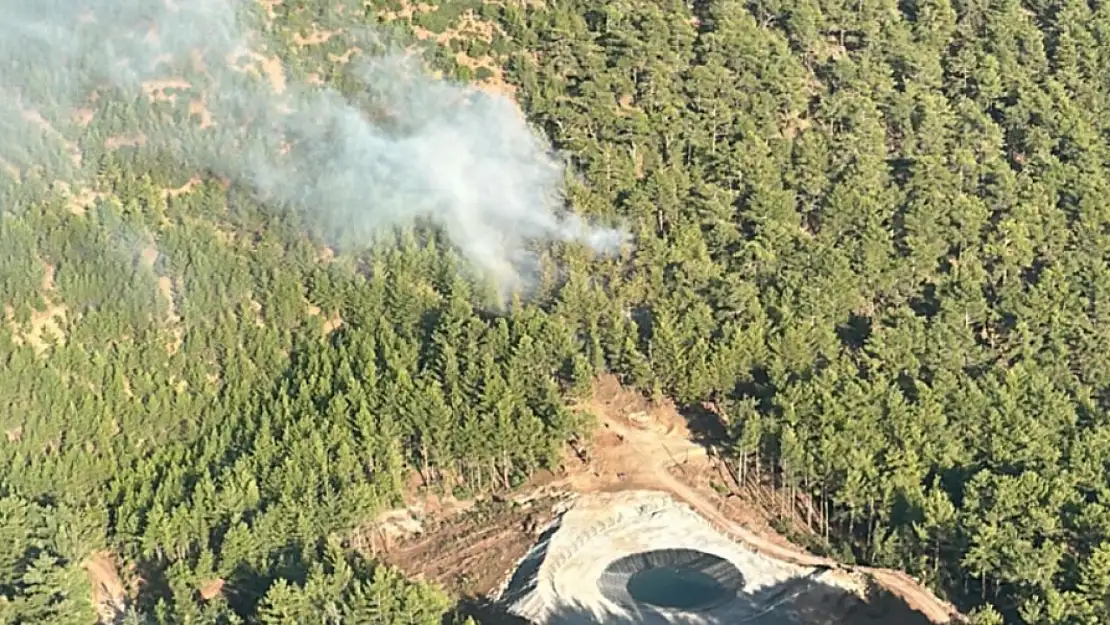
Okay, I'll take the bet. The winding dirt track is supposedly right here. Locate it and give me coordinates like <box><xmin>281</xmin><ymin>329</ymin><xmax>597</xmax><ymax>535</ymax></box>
<box><xmin>590</xmin><ymin>416</ymin><xmax>962</xmax><ymax>625</ymax></box>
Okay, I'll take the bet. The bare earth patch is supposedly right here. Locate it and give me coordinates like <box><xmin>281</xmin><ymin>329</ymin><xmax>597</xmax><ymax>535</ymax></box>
<box><xmin>72</xmin><ymin>107</ymin><xmax>96</xmax><ymax>127</ymax></box>
<box><xmin>52</xmin><ymin>181</ymin><xmax>107</xmax><ymax>216</ymax></box>
<box><xmin>19</xmin><ymin>107</ymin><xmax>83</xmax><ymax>166</ymax></box>
<box><xmin>375</xmin><ymin>0</ymin><xmax>436</xmax><ymax>22</ymax></box>
<box><xmin>258</xmin><ymin>0</ymin><xmax>282</xmax><ymax>21</ymax></box>
<box><xmin>305</xmin><ymin>301</ymin><xmax>344</xmax><ymax>335</ymax></box>
<box><xmin>372</xmin><ymin>376</ymin><xmax>963</xmax><ymax>624</ymax></box>
<box><xmin>406</xmin><ymin>9</ymin><xmax>516</xmax><ymax>98</ymax></box>
<box><xmin>105</xmin><ymin>134</ymin><xmax>148</xmax><ymax>150</ymax></box>
<box><xmin>199</xmin><ymin>578</ymin><xmax>225</xmax><ymax>601</ymax></box>
<box><xmin>0</xmin><ymin>157</ymin><xmax>20</xmax><ymax>179</ymax></box>
<box><xmin>227</xmin><ymin>47</ymin><xmax>287</xmax><ymax>93</ymax></box>
<box><xmin>5</xmin><ymin>262</ymin><xmax>68</xmax><ymax>354</ymax></box>
<box><xmin>157</xmin><ymin>275</ymin><xmax>184</xmax><ymax>354</ymax></box>
<box><xmin>84</xmin><ymin>551</ymin><xmax>128</xmax><ymax>624</ymax></box>
<box><xmin>162</xmin><ymin>176</ymin><xmax>203</xmax><ymax>199</ymax></box>
<box><xmin>328</xmin><ymin>46</ymin><xmax>362</xmax><ymax>65</ymax></box>
<box><xmin>368</xmin><ymin>493</ymin><xmax>560</xmax><ymax>597</ymax></box>
<box><xmin>189</xmin><ymin>99</ymin><xmax>215</xmax><ymax>128</ymax></box>
<box><xmin>293</xmin><ymin>26</ymin><xmax>339</xmax><ymax>47</ymax></box>
<box><xmin>138</xmin><ymin>245</ymin><xmax>160</xmax><ymax>270</ymax></box>
<box><xmin>142</xmin><ymin>78</ymin><xmax>192</xmax><ymax>103</ymax></box>
<box><xmin>374</xmin><ymin>4</ymin><xmax>515</xmax><ymax>98</ymax></box>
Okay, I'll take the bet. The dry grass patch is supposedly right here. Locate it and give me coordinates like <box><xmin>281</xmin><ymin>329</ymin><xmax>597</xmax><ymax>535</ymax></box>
<box><xmin>413</xmin><ymin>10</ymin><xmax>515</xmax><ymax>97</ymax></box>
<box><xmin>323</xmin><ymin>309</ymin><xmax>343</xmax><ymax>334</ymax></box>
<box><xmin>328</xmin><ymin>46</ymin><xmax>362</xmax><ymax>64</ymax></box>
<box><xmin>52</xmin><ymin>181</ymin><xmax>107</xmax><ymax>216</ymax></box>
<box><xmin>105</xmin><ymin>133</ymin><xmax>148</xmax><ymax>150</ymax></box>
<box><xmin>0</xmin><ymin>157</ymin><xmax>19</xmax><ymax>179</ymax></box>
<box><xmin>72</xmin><ymin>107</ymin><xmax>95</xmax><ymax>127</ymax></box>
<box><xmin>4</xmin><ymin>262</ymin><xmax>69</xmax><ymax>355</ymax></box>
<box><xmin>19</xmin><ymin>107</ymin><xmax>82</xmax><ymax>166</ymax></box>
<box><xmin>306</xmin><ymin>301</ymin><xmax>344</xmax><ymax>335</ymax></box>
<box><xmin>4</xmin><ymin>300</ymin><xmax>67</xmax><ymax>354</ymax></box>
<box><xmin>293</xmin><ymin>26</ymin><xmax>339</xmax><ymax>47</ymax></box>
<box><xmin>258</xmin><ymin>0</ymin><xmax>282</xmax><ymax>25</ymax></box>
<box><xmin>199</xmin><ymin>578</ymin><xmax>225</xmax><ymax>601</ymax></box>
<box><xmin>157</xmin><ymin>275</ymin><xmax>184</xmax><ymax>354</ymax></box>
<box><xmin>248</xmin><ymin>298</ymin><xmax>265</xmax><ymax>327</ymax></box>
<box><xmin>781</xmin><ymin>109</ymin><xmax>812</xmax><ymax>141</ymax></box>
<box><xmin>376</xmin><ymin>0</ymin><xmax>436</xmax><ymax>22</ymax></box>
<box><xmin>84</xmin><ymin>551</ymin><xmax>128</xmax><ymax>624</ymax></box>
<box><xmin>227</xmin><ymin>47</ymin><xmax>287</xmax><ymax>93</ymax></box>
<box><xmin>142</xmin><ymin>78</ymin><xmax>192</xmax><ymax>103</ymax></box>
<box><xmin>162</xmin><ymin>176</ymin><xmax>203</xmax><ymax>200</ymax></box>
<box><xmin>188</xmin><ymin>99</ymin><xmax>215</xmax><ymax>128</ymax></box>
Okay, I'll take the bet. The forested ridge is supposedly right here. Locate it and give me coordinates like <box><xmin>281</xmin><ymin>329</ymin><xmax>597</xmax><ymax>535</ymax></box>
<box><xmin>2</xmin><ymin>0</ymin><xmax>1110</xmax><ymax>623</ymax></box>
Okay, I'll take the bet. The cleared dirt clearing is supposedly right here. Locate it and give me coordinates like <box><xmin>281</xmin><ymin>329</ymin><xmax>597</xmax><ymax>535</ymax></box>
<box><xmin>371</xmin><ymin>376</ymin><xmax>962</xmax><ymax>624</ymax></box>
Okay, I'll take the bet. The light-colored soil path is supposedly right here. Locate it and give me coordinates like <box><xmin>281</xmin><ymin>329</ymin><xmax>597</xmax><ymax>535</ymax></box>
<box><xmin>587</xmin><ymin>412</ymin><xmax>963</xmax><ymax>625</ymax></box>
<box><xmin>360</xmin><ymin>376</ymin><xmax>964</xmax><ymax>624</ymax></box>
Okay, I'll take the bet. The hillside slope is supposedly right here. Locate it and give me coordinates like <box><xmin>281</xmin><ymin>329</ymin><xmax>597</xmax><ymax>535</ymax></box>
<box><xmin>3</xmin><ymin>0</ymin><xmax>1109</xmax><ymax>624</ymax></box>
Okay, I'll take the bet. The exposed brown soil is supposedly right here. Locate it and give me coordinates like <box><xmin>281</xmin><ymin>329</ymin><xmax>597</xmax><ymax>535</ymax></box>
<box><xmin>105</xmin><ymin>133</ymin><xmax>148</xmax><ymax>150</ymax></box>
<box><xmin>225</xmin><ymin>47</ymin><xmax>287</xmax><ymax>93</ymax></box>
<box><xmin>328</xmin><ymin>46</ymin><xmax>362</xmax><ymax>65</ymax></box>
<box><xmin>189</xmin><ymin>99</ymin><xmax>215</xmax><ymax>128</ymax></box>
<box><xmin>156</xmin><ymin>274</ymin><xmax>184</xmax><ymax>354</ymax></box>
<box><xmin>142</xmin><ymin>78</ymin><xmax>191</xmax><ymax>102</ymax></box>
<box><xmin>376</xmin><ymin>497</ymin><xmax>561</xmax><ymax>597</ymax></box>
<box><xmin>163</xmin><ymin>176</ymin><xmax>203</xmax><ymax>199</ymax></box>
<box><xmin>84</xmin><ymin>551</ymin><xmax>128</xmax><ymax>624</ymax></box>
<box><xmin>5</xmin><ymin>261</ymin><xmax>68</xmax><ymax>354</ymax></box>
<box><xmin>379</xmin><ymin>4</ymin><xmax>516</xmax><ymax>98</ymax></box>
<box><xmin>293</xmin><ymin>27</ymin><xmax>339</xmax><ymax>47</ymax></box>
<box><xmin>372</xmin><ymin>375</ymin><xmax>963</xmax><ymax>624</ymax></box>
<box><xmin>306</xmin><ymin>302</ymin><xmax>344</xmax><ymax>335</ymax></box>
<box><xmin>199</xmin><ymin>577</ymin><xmax>225</xmax><ymax>601</ymax></box>
<box><xmin>258</xmin><ymin>0</ymin><xmax>282</xmax><ymax>25</ymax></box>
<box><xmin>72</xmin><ymin>107</ymin><xmax>96</xmax><ymax>127</ymax></box>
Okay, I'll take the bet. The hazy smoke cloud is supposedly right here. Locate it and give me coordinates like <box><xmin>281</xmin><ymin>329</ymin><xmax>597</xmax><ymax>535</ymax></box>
<box><xmin>0</xmin><ymin>0</ymin><xmax>628</xmax><ymax>293</ymax></box>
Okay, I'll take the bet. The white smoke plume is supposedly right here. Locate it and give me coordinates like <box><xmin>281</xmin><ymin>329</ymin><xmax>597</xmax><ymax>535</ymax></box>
<box><xmin>0</xmin><ymin>0</ymin><xmax>629</xmax><ymax>293</ymax></box>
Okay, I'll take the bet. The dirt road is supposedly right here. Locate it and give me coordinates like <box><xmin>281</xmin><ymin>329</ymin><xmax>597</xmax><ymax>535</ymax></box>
<box><xmin>591</xmin><ymin>415</ymin><xmax>962</xmax><ymax>625</ymax></box>
<box><xmin>378</xmin><ymin>377</ymin><xmax>962</xmax><ymax>624</ymax></box>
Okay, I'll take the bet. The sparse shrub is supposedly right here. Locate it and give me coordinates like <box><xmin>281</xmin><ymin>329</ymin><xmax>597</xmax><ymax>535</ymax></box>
<box><xmin>489</xmin><ymin>33</ymin><xmax>510</xmax><ymax>57</ymax></box>
<box><xmin>466</xmin><ymin>39</ymin><xmax>489</xmax><ymax>58</ymax></box>
<box><xmin>412</xmin><ymin>8</ymin><xmax>454</xmax><ymax>34</ymax></box>
<box><xmin>478</xmin><ymin>3</ymin><xmax>500</xmax><ymax>21</ymax></box>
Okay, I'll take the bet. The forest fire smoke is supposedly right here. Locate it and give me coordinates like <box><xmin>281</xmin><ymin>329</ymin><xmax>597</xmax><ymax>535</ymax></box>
<box><xmin>0</xmin><ymin>0</ymin><xmax>628</xmax><ymax>294</ymax></box>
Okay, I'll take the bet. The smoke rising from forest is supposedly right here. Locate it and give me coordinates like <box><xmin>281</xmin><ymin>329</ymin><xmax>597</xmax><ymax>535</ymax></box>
<box><xmin>0</xmin><ymin>0</ymin><xmax>628</xmax><ymax>292</ymax></box>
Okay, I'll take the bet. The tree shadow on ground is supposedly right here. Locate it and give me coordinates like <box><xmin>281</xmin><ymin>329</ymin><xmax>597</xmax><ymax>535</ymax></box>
<box><xmin>453</xmin><ymin>566</ymin><xmax>950</xmax><ymax>625</ymax></box>
<box><xmin>675</xmin><ymin>401</ymin><xmax>729</xmax><ymax>450</ymax></box>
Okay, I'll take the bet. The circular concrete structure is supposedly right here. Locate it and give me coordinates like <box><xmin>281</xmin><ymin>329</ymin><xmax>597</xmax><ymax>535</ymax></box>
<box><xmin>599</xmin><ymin>549</ymin><xmax>743</xmax><ymax>611</ymax></box>
<box><xmin>498</xmin><ymin>491</ymin><xmax>861</xmax><ymax>625</ymax></box>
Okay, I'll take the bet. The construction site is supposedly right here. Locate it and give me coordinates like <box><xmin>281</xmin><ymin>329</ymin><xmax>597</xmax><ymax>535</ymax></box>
<box><xmin>367</xmin><ymin>376</ymin><xmax>964</xmax><ymax>625</ymax></box>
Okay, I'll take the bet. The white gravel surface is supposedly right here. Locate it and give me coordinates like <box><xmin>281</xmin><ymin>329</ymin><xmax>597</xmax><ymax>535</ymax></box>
<box><xmin>498</xmin><ymin>490</ymin><xmax>862</xmax><ymax>625</ymax></box>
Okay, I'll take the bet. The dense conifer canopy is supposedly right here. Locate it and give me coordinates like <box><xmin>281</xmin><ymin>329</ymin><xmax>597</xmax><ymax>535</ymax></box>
<box><xmin>3</xmin><ymin>0</ymin><xmax>1109</xmax><ymax>623</ymax></box>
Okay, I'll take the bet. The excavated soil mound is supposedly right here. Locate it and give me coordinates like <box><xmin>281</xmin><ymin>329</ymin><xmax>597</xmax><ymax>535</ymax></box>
<box><xmin>497</xmin><ymin>490</ymin><xmax>934</xmax><ymax>625</ymax></box>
